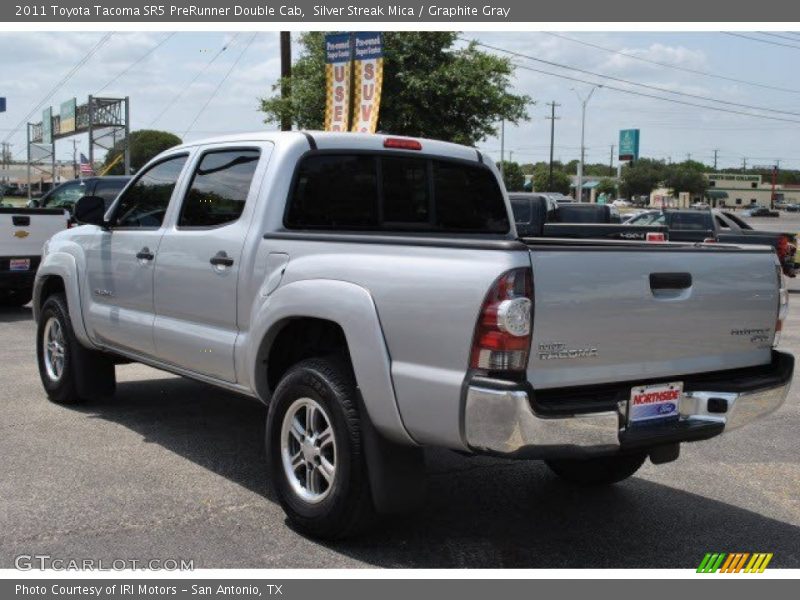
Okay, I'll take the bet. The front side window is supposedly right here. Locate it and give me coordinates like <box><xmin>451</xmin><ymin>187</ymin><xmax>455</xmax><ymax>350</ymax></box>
<box><xmin>93</xmin><ymin>179</ymin><xmax>128</xmax><ymax>203</ymax></box>
<box><xmin>112</xmin><ymin>155</ymin><xmax>188</xmax><ymax>228</ymax></box>
<box><xmin>178</xmin><ymin>149</ymin><xmax>260</xmax><ymax>228</ymax></box>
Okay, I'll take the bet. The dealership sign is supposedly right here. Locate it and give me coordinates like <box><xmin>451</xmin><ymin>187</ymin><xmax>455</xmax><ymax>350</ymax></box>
<box><xmin>350</xmin><ymin>32</ymin><xmax>384</xmax><ymax>133</ymax></box>
<box><xmin>324</xmin><ymin>33</ymin><xmax>352</xmax><ymax>132</ymax></box>
<box><xmin>60</xmin><ymin>98</ymin><xmax>77</xmax><ymax>134</ymax></box>
<box><xmin>618</xmin><ymin>129</ymin><xmax>640</xmax><ymax>161</ymax></box>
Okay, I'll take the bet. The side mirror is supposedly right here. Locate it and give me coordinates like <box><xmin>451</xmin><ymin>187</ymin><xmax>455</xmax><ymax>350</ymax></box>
<box><xmin>73</xmin><ymin>195</ymin><xmax>107</xmax><ymax>227</ymax></box>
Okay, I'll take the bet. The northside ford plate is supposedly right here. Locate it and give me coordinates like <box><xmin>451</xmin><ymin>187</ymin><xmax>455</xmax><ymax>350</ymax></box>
<box><xmin>628</xmin><ymin>381</ymin><xmax>682</xmax><ymax>425</ymax></box>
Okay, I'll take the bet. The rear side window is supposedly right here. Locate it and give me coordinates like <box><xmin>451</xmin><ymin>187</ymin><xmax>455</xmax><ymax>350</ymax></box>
<box><xmin>670</xmin><ymin>212</ymin><xmax>711</xmax><ymax>231</ymax></box>
<box><xmin>285</xmin><ymin>153</ymin><xmax>509</xmax><ymax>234</ymax></box>
<box><xmin>178</xmin><ymin>149</ymin><xmax>260</xmax><ymax>228</ymax></box>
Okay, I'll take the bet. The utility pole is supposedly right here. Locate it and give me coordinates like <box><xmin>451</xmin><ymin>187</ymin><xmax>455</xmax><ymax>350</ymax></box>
<box><xmin>71</xmin><ymin>139</ymin><xmax>78</xmax><ymax>179</ymax></box>
<box><xmin>545</xmin><ymin>101</ymin><xmax>560</xmax><ymax>190</ymax></box>
<box><xmin>742</xmin><ymin>157</ymin><xmax>747</xmax><ymax>173</ymax></box>
<box><xmin>573</xmin><ymin>85</ymin><xmax>601</xmax><ymax>202</ymax></box>
<box><xmin>500</xmin><ymin>118</ymin><xmax>505</xmax><ymax>181</ymax></box>
<box><xmin>686</xmin><ymin>153</ymin><xmax>692</xmax><ymax>161</ymax></box>
<box><xmin>279</xmin><ymin>31</ymin><xmax>292</xmax><ymax>132</ymax></box>
<box><xmin>713</xmin><ymin>149</ymin><xmax>719</xmax><ymax>170</ymax></box>
<box><xmin>609</xmin><ymin>144</ymin><xmax>615</xmax><ymax>176</ymax></box>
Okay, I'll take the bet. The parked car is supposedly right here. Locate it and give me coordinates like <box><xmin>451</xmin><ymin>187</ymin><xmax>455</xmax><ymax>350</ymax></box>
<box><xmin>29</xmin><ymin>176</ymin><xmax>131</xmax><ymax>214</ymax></box>
<box><xmin>628</xmin><ymin>208</ymin><xmax>798</xmax><ymax>276</ymax></box>
<box><xmin>1</xmin><ymin>206</ymin><xmax>69</xmax><ymax>306</ymax></box>
<box><xmin>611</xmin><ymin>199</ymin><xmax>631</xmax><ymax>208</ymax></box>
<box><xmin>747</xmin><ymin>206</ymin><xmax>780</xmax><ymax>218</ymax></box>
<box><xmin>785</xmin><ymin>204</ymin><xmax>800</xmax><ymax>213</ymax></box>
<box><xmin>33</xmin><ymin>132</ymin><xmax>793</xmax><ymax>539</ymax></box>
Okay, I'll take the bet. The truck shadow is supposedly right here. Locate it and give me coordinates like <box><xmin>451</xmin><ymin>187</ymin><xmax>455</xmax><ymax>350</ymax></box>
<box><xmin>77</xmin><ymin>374</ymin><xmax>800</xmax><ymax>569</ymax></box>
<box><xmin>0</xmin><ymin>305</ymin><xmax>33</xmax><ymax>323</ymax></box>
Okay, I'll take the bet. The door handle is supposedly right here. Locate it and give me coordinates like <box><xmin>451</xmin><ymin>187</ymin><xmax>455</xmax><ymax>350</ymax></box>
<box><xmin>210</xmin><ymin>251</ymin><xmax>234</xmax><ymax>267</ymax></box>
<box><xmin>650</xmin><ymin>272</ymin><xmax>692</xmax><ymax>290</ymax></box>
<box><xmin>136</xmin><ymin>247</ymin><xmax>154</xmax><ymax>261</ymax></box>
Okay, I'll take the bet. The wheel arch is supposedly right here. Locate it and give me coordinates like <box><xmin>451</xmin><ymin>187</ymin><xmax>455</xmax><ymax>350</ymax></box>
<box><xmin>33</xmin><ymin>253</ymin><xmax>93</xmax><ymax>348</ymax></box>
<box><xmin>248</xmin><ymin>279</ymin><xmax>415</xmax><ymax>446</ymax></box>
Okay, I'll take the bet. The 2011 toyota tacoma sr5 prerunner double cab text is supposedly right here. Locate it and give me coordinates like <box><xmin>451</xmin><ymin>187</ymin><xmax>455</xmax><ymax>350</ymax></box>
<box><xmin>32</xmin><ymin>132</ymin><xmax>793</xmax><ymax>539</ymax></box>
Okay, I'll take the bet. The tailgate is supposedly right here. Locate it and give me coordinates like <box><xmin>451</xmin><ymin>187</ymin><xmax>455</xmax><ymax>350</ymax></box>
<box><xmin>0</xmin><ymin>208</ymin><xmax>67</xmax><ymax>256</ymax></box>
<box><xmin>528</xmin><ymin>244</ymin><xmax>779</xmax><ymax>389</ymax></box>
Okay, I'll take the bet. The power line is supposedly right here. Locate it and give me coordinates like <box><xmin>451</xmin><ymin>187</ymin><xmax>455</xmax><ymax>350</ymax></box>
<box><xmin>757</xmin><ymin>32</ymin><xmax>800</xmax><ymax>44</ymax></box>
<box><xmin>545</xmin><ymin>32</ymin><xmax>800</xmax><ymax>95</ymax></box>
<box><xmin>466</xmin><ymin>38</ymin><xmax>800</xmax><ymax>119</ymax></box>
<box><xmin>721</xmin><ymin>32</ymin><xmax>800</xmax><ymax>51</ymax></box>
<box><xmin>2</xmin><ymin>33</ymin><xmax>114</xmax><ymax>145</ymax></box>
<box><xmin>149</xmin><ymin>34</ymin><xmax>239</xmax><ymax>128</ymax></box>
<box><xmin>96</xmin><ymin>32</ymin><xmax>176</xmax><ymax>93</ymax></box>
<box><xmin>506</xmin><ymin>59</ymin><xmax>800</xmax><ymax>125</ymax></box>
<box><xmin>182</xmin><ymin>32</ymin><xmax>258</xmax><ymax>137</ymax></box>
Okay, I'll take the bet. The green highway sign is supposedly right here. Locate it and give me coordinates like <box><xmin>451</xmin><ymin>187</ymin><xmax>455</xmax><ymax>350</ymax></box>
<box><xmin>619</xmin><ymin>129</ymin><xmax>640</xmax><ymax>161</ymax></box>
<box><xmin>0</xmin><ymin>97</ymin><xmax>6</xmax><ymax>112</ymax></box>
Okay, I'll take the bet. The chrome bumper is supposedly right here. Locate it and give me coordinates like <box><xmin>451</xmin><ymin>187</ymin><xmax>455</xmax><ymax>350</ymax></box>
<box><xmin>464</xmin><ymin>351</ymin><xmax>793</xmax><ymax>458</ymax></box>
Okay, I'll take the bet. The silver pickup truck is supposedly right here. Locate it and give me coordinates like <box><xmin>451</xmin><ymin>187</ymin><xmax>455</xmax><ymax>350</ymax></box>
<box><xmin>32</xmin><ymin>132</ymin><xmax>793</xmax><ymax>539</ymax></box>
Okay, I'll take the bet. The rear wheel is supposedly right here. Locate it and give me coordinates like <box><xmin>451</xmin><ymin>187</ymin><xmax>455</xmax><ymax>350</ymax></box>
<box><xmin>545</xmin><ymin>452</ymin><xmax>647</xmax><ymax>486</ymax></box>
<box><xmin>266</xmin><ymin>357</ymin><xmax>375</xmax><ymax>539</ymax></box>
<box><xmin>36</xmin><ymin>293</ymin><xmax>115</xmax><ymax>404</ymax></box>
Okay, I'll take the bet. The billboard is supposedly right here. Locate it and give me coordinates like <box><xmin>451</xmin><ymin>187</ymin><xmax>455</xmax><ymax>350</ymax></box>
<box><xmin>324</xmin><ymin>33</ymin><xmax>353</xmax><ymax>132</ymax></box>
<box><xmin>0</xmin><ymin>97</ymin><xmax>6</xmax><ymax>113</ymax></box>
<box><xmin>350</xmin><ymin>32</ymin><xmax>384</xmax><ymax>134</ymax></box>
<box><xmin>41</xmin><ymin>107</ymin><xmax>52</xmax><ymax>144</ymax></box>
<box><xmin>618</xmin><ymin>129</ymin><xmax>640</xmax><ymax>161</ymax></box>
<box><xmin>60</xmin><ymin>98</ymin><xmax>77</xmax><ymax>134</ymax></box>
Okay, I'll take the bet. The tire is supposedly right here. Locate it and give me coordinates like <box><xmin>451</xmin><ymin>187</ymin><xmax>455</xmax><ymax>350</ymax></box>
<box><xmin>545</xmin><ymin>452</ymin><xmax>647</xmax><ymax>486</ymax></box>
<box><xmin>266</xmin><ymin>357</ymin><xmax>375</xmax><ymax>539</ymax></box>
<box><xmin>36</xmin><ymin>293</ymin><xmax>115</xmax><ymax>404</ymax></box>
<box><xmin>0</xmin><ymin>288</ymin><xmax>32</xmax><ymax>307</ymax></box>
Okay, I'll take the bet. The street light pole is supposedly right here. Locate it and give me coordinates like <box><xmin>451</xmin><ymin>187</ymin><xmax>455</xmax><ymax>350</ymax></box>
<box><xmin>574</xmin><ymin>85</ymin><xmax>600</xmax><ymax>202</ymax></box>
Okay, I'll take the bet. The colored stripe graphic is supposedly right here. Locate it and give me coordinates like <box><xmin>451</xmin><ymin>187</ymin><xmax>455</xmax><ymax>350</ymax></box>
<box><xmin>697</xmin><ymin>552</ymin><xmax>773</xmax><ymax>573</ymax></box>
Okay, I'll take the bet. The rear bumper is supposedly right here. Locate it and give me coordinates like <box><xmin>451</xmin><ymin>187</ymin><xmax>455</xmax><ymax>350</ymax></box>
<box><xmin>464</xmin><ymin>350</ymin><xmax>793</xmax><ymax>458</ymax></box>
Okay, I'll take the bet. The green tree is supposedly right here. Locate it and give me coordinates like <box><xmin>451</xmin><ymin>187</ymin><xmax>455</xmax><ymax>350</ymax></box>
<box><xmin>596</xmin><ymin>178</ymin><xmax>617</xmax><ymax>197</ymax></box>
<box><xmin>532</xmin><ymin>165</ymin><xmax>571</xmax><ymax>195</ymax></box>
<box><xmin>665</xmin><ymin>165</ymin><xmax>708</xmax><ymax>197</ymax></box>
<box><xmin>497</xmin><ymin>161</ymin><xmax>525</xmax><ymax>191</ymax></box>
<box><xmin>103</xmin><ymin>129</ymin><xmax>182</xmax><ymax>175</ymax></box>
<box><xmin>620</xmin><ymin>159</ymin><xmax>668</xmax><ymax>199</ymax></box>
<box><xmin>260</xmin><ymin>32</ymin><xmax>531</xmax><ymax>145</ymax></box>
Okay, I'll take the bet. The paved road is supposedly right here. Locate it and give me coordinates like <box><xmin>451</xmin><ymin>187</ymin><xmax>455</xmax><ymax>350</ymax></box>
<box><xmin>1</xmin><ymin>239</ymin><xmax>799</xmax><ymax>568</ymax></box>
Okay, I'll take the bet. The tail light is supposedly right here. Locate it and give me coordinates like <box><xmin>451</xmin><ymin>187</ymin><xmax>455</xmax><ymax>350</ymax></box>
<box><xmin>703</xmin><ymin>237</ymin><xmax>716</xmax><ymax>244</ymax></box>
<box><xmin>384</xmin><ymin>137</ymin><xmax>422</xmax><ymax>151</ymax></box>
<box><xmin>775</xmin><ymin>263</ymin><xmax>789</xmax><ymax>347</ymax></box>
<box><xmin>646</xmin><ymin>232</ymin><xmax>666</xmax><ymax>243</ymax></box>
<box><xmin>470</xmin><ymin>268</ymin><xmax>533</xmax><ymax>372</ymax></box>
<box><xmin>777</xmin><ymin>234</ymin><xmax>794</xmax><ymax>263</ymax></box>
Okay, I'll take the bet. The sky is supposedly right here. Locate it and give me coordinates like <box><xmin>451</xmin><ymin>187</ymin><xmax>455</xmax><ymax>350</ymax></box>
<box><xmin>2</xmin><ymin>30</ymin><xmax>800</xmax><ymax>170</ymax></box>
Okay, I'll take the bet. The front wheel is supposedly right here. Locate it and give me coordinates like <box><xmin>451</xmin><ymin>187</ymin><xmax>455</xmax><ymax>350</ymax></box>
<box><xmin>266</xmin><ymin>357</ymin><xmax>375</xmax><ymax>539</ymax></box>
<box><xmin>36</xmin><ymin>293</ymin><xmax>115</xmax><ymax>404</ymax></box>
<box><xmin>545</xmin><ymin>452</ymin><xmax>647</xmax><ymax>486</ymax></box>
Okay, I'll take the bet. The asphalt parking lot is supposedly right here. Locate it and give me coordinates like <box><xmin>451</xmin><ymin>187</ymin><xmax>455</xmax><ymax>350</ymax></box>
<box><xmin>1</xmin><ymin>213</ymin><xmax>799</xmax><ymax>569</ymax></box>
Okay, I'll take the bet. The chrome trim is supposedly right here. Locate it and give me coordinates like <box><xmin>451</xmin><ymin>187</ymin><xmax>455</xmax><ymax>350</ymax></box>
<box><xmin>465</xmin><ymin>362</ymin><xmax>792</xmax><ymax>457</ymax></box>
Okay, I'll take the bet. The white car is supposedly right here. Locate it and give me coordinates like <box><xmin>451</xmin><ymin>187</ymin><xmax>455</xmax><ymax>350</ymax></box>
<box><xmin>611</xmin><ymin>199</ymin><xmax>631</xmax><ymax>208</ymax></box>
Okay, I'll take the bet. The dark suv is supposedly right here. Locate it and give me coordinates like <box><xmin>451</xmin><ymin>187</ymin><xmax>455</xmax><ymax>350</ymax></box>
<box><xmin>30</xmin><ymin>176</ymin><xmax>131</xmax><ymax>213</ymax></box>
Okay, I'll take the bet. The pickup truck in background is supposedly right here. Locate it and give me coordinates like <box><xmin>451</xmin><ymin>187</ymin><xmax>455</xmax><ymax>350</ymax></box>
<box><xmin>510</xmin><ymin>193</ymin><xmax>667</xmax><ymax>241</ymax></box>
<box><xmin>29</xmin><ymin>176</ymin><xmax>131</xmax><ymax>214</ymax></box>
<box><xmin>32</xmin><ymin>132</ymin><xmax>793</xmax><ymax>539</ymax></box>
<box><xmin>1</xmin><ymin>207</ymin><xmax>68</xmax><ymax>306</ymax></box>
<box><xmin>628</xmin><ymin>208</ymin><xmax>798</xmax><ymax>276</ymax></box>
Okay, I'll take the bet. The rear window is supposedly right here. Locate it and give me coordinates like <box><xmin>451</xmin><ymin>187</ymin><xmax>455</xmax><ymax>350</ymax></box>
<box><xmin>285</xmin><ymin>153</ymin><xmax>509</xmax><ymax>234</ymax></box>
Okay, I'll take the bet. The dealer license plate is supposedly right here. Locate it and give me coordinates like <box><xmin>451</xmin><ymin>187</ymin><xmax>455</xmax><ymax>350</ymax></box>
<box><xmin>8</xmin><ymin>258</ymin><xmax>30</xmax><ymax>272</ymax></box>
<box><xmin>628</xmin><ymin>381</ymin><xmax>682</xmax><ymax>425</ymax></box>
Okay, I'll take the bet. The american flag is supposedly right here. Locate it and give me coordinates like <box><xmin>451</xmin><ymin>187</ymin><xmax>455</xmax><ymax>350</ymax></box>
<box><xmin>79</xmin><ymin>153</ymin><xmax>94</xmax><ymax>176</ymax></box>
